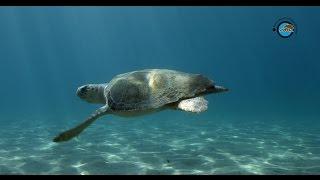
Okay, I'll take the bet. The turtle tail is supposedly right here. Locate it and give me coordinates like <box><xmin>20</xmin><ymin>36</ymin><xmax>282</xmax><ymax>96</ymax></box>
<box><xmin>53</xmin><ymin>106</ymin><xmax>108</xmax><ymax>143</ymax></box>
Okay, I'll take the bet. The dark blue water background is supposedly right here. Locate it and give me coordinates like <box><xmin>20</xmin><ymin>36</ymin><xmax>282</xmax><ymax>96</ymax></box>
<box><xmin>0</xmin><ymin>7</ymin><xmax>319</xmax><ymax>174</ymax></box>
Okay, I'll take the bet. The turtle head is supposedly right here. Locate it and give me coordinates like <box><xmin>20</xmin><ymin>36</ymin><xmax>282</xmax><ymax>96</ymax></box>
<box><xmin>76</xmin><ymin>84</ymin><xmax>107</xmax><ymax>104</ymax></box>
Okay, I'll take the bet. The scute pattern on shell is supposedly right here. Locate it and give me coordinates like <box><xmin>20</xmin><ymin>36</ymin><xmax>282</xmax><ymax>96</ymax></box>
<box><xmin>105</xmin><ymin>69</ymin><xmax>213</xmax><ymax>111</ymax></box>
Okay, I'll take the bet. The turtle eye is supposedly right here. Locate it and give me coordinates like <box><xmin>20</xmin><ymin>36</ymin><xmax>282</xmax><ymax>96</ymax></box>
<box><xmin>81</xmin><ymin>87</ymin><xmax>88</xmax><ymax>93</ymax></box>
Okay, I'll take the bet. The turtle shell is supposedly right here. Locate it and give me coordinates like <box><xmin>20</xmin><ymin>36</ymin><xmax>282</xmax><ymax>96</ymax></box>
<box><xmin>105</xmin><ymin>69</ymin><xmax>213</xmax><ymax>111</ymax></box>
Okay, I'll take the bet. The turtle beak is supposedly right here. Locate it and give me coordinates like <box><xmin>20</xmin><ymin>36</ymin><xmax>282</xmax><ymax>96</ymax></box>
<box><xmin>213</xmin><ymin>85</ymin><xmax>229</xmax><ymax>93</ymax></box>
<box><xmin>76</xmin><ymin>86</ymin><xmax>87</xmax><ymax>97</ymax></box>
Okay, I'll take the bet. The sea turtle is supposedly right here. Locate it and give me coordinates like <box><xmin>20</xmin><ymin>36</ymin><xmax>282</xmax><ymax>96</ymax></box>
<box><xmin>53</xmin><ymin>69</ymin><xmax>228</xmax><ymax>142</ymax></box>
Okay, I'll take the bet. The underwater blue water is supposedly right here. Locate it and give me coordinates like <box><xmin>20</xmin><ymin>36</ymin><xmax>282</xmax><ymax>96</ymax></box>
<box><xmin>0</xmin><ymin>7</ymin><xmax>320</xmax><ymax>174</ymax></box>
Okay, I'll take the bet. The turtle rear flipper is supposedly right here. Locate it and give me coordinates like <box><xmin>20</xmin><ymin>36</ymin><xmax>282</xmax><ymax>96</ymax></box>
<box><xmin>177</xmin><ymin>96</ymin><xmax>208</xmax><ymax>113</ymax></box>
<box><xmin>53</xmin><ymin>105</ymin><xmax>109</xmax><ymax>143</ymax></box>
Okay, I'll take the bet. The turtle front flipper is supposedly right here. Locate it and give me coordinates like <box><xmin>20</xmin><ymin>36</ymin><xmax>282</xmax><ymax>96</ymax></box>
<box><xmin>53</xmin><ymin>105</ymin><xmax>109</xmax><ymax>143</ymax></box>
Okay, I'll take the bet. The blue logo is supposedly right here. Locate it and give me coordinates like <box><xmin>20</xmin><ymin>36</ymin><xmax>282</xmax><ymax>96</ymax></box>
<box><xmin>273</xmin><ymin>18</ymin><xmax>297</xmax><ymax>39</ymax></box>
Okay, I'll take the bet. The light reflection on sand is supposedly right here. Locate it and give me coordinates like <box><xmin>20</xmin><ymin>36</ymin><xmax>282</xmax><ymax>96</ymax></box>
<box><xmin>0</xmin><ymin>117</ymin><xmax>319</xmax><ymax>174</ymax></box>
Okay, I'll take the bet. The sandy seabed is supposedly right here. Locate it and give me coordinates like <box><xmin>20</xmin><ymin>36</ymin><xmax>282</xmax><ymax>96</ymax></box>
<box><xmin>0</xmin><ymin>115</ymin><xmax>319</xmax><ymax>175</ymax></box>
